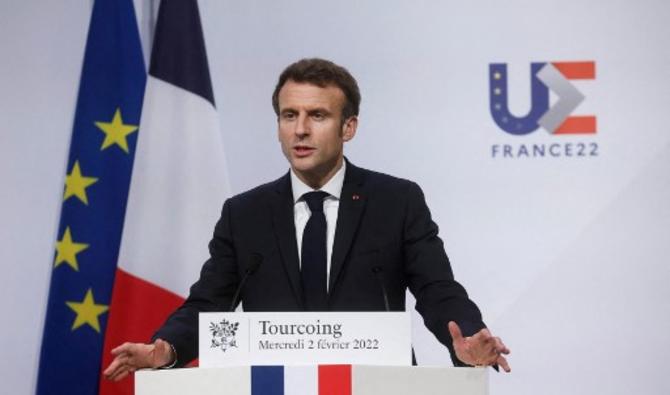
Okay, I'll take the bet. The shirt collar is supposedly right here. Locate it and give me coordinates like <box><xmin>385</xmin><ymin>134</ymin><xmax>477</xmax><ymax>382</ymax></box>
<box><xmin>290</xmin><ymin>160</ymin><xmax>346</xmax><ymax>203</ymax></box>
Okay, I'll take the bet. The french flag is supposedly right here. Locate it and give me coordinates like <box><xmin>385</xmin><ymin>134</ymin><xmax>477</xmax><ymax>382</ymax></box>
<box><xmin>100</xmin><ymin>1</ymin><xmax>230</xmax><ymax>394</ymax></box>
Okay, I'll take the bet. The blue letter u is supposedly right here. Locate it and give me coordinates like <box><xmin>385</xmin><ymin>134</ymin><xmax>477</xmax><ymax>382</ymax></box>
<box><xmin>489</xmin><ymin>63</ymin><xmax>549</xmax><ymax>135</ymax></box>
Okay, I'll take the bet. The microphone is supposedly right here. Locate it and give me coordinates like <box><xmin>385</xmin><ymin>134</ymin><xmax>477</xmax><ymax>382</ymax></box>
<box><xmin>371</xmin><ymin>265</ymin><xmax>390</xmax><ymax>312</ymax></box>
<box><xmin>229</xmin><ymin>253</ymin><xmax>263</xmax><ymax>312</ymax></box>
<box><xmin>373</xmin><ymin>264</ymin><xmax>416</xmax><ymax>365</ymax></box>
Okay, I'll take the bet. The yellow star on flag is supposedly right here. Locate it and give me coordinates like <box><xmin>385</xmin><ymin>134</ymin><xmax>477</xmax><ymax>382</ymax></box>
<box><xmin>66</xmin><ymin>288</ymin><xmax>109</xmax><ymax>333</ymax></box>
<box><xmin>64</xmin><ymin>160</ymin><xmax>98</xmax><ymax>205</ymax></box>
<box><xmin>54</xmin><ymin>227</ymin><xmax>89</xmax><ymax>271</ymax></box>
<box><xmin>95</xmin><ymin>108</ymin><xmax>138</xmax><ymax>153</ymax></box>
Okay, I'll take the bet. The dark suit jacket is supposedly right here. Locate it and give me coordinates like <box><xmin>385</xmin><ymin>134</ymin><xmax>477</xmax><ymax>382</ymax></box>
<box><xmin>154</xmin><ymin>161</ymin><xmax>485</xmax><ymax>366</ymax></box>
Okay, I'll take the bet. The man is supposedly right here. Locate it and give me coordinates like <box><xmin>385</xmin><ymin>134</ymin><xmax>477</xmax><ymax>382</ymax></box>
<box><xmin>104</xmin><ymin>58</ymin><xmax>510</xmax><ymax>381</ymax></box>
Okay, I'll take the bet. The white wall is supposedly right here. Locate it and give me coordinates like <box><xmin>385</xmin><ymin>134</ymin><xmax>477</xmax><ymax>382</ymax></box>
<box><xmin>0</xmin><ymin>1</ymin><xmax>89</xmax><ymax>392</ymax></box>
<box><xmin>1</xmin><ymin>0</ymin><xmax>669</xmax><ymax>393</ymax></box>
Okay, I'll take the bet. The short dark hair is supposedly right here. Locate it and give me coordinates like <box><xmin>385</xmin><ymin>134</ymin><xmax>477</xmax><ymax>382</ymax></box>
<box><xmin>272</xmin><ymin>58</ymin><xmax>361</xmax><ymax>120</ymax></box>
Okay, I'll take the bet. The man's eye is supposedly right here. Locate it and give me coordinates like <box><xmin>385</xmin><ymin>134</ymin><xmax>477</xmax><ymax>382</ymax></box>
<box><xmin>312</xmin><ymin>113</ymin><xmax>325</xmax><ymax>120</ymax></box>
<box><xmin>282</xmin><ymin>113</ymin><xmax>296</xmax><ymax>120</ymax></box>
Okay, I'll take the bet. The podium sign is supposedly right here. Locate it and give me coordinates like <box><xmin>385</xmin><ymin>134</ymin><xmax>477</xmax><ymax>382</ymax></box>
<box><xmin>198</xmin><ymin>312</ymin><xmax>411</xmax><ymax>367</ymax></box>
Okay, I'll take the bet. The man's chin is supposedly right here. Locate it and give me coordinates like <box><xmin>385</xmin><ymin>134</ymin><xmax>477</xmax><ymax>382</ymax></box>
<box><xmin>289</xmin><ymin>156</ymin><xmax>316</xmax><ymax>172</ymax></box>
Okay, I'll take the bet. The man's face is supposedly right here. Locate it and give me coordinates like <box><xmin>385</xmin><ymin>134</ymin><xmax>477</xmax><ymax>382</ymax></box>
<box><xmin>277</xmin><ymin>80</ymin><xmax>357</xmax><ymax>188</ymax></box>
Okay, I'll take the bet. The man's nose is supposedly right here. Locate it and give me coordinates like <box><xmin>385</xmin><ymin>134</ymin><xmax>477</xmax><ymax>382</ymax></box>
<box><xmin>295</xmin><ymin>113</ymin><xmax>310</xmax><ymax>137</ymax></box>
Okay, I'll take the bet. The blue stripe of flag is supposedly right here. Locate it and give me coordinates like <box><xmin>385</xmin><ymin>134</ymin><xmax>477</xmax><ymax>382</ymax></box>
<box><xmin>252</xmin><ymin>366</ymin><xmax>285</xmax><ymax>395</ymax></box>
<box><xmin>150</xmin><ymin>0</ymin><xmax>215</xmax><ymax>105</ymax></box>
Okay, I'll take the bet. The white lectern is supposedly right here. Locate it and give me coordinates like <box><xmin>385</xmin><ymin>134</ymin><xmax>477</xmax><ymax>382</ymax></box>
<box><xmin>136</xmin><ymin>365</ymin><xmax>488</xmax><ymax>395</ymax></box>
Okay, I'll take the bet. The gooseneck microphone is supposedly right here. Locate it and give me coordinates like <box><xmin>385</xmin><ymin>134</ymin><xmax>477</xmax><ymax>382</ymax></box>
<box><xmin>371</xmin><ymin>265</ymin><xmax>390</xmax><ymax>312</ymax></box>
<box><xmin>373</xmin><ymin>265</ymin><xmax>416</xmax><ymax>365</ymax></box>
<box><xmin>229</xmin><ymin>253</ymin><xmax>263</xmax><ymax>312</ymax></box>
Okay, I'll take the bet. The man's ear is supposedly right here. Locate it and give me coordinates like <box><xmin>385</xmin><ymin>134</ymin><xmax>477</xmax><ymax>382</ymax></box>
<box><xmin>342</xmin><ymin>116</ymin><xmax>358</xmax><ymax>142</ymax></box>
<box><xmin>277</xmin><ymin>117</ymin><xmax>281</xmax><ymax>142</ymax></box>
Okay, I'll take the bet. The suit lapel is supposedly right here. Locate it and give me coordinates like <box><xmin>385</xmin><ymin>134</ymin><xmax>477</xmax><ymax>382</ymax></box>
<box><xmin>329</xmin><ymin>162</ymin><xmax>367</xmax><ymax>292</ymax></box>
<box><xmin>270</xmin><ymin>173</ymin><xmax>304</xmax><ymax>308</ymax></box>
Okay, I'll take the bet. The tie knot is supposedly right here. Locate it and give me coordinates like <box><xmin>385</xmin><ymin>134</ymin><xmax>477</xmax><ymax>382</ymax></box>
<box><xmin>302</xmin><ymin>191</ymin><xmax>329</xmax><ymax>213</ymax></box>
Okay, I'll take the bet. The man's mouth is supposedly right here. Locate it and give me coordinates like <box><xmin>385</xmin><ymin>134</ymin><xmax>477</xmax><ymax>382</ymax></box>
<box><xmin>293</xmin><ymin>145</ymin><xmax>315</xmax><ymax>157</ymax></box>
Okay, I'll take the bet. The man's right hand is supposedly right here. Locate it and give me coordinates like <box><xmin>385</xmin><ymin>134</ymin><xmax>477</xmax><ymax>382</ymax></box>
<box><xmin>103</xmin><ymin>339</ymin><xmax>175</xmax><ymax>382</ymax></box>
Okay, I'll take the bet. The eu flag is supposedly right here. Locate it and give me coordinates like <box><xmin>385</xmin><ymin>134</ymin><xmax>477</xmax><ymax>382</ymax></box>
<box><xmin>37</xmin><ymin>0</ymin><xmax>146</xmax><ymax>393</ymax></box>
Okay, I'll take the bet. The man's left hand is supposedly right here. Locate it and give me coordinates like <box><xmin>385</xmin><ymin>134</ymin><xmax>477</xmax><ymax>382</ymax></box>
<box><xmin>448</xmin><ymin>321</ymin><xmax>511</xmax><ymax>372</ymax></box>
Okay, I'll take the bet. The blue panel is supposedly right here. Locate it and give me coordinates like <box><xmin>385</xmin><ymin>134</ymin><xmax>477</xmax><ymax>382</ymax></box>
<box><xmin>252</xmin><ymin>366</ymin><xmax>285</xmax><ymax>395</ymax></box>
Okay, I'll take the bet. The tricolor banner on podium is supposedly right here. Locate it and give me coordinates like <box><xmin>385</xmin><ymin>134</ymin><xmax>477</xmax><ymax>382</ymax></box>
<box><xmin>251</xmin><ymin>365</ymin><xmax>352</xmax><ymax>395</ymax></box>
<box><xmin>135</xmin><ymin>364</ymin><xmax>488</xmax><ymax>395</ymax></box>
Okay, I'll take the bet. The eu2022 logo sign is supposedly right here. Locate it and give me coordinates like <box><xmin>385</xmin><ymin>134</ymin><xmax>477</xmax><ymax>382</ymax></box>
<box><xmin>488</xmin><ymin>61</ymin><xmax>598</xmax><ymax>159</ymax></box>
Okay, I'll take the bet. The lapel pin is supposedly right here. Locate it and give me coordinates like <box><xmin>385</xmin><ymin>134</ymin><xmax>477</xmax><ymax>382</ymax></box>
<box><xmin>352</xmin><ymin>194</ymin><xmax>360</xmax><ymax>201</ymax></box>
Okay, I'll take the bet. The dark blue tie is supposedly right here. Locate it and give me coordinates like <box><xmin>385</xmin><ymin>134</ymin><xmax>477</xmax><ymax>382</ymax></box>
<box><xmin>301</xmin><ymin>191</ymin><xmax>329</xmax><ymax>311</ymax></box>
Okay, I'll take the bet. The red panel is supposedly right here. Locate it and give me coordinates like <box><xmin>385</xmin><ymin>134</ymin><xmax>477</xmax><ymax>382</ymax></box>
<box><xmin>99</xmin><ymin>268</ymin><xmax>186</xmax><ymax>395</ymax></box>
<box><xmin>554</xmin><ymin>116</ymin><xmax>597</xmax><ymax>134</ymax></box>
<box><xmin>552</xmin><ymin>61</ymin><xmax>596</xmax><ymax>79</ymax></box>
<box><xmin>319</xmin><ymin>365</ymin><xmax>352</xmax><ymax>395</ymax></box>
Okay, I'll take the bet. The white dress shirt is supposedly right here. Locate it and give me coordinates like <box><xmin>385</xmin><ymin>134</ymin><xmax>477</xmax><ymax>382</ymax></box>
<box><xmin>290</xmin><ymin>161</ymin><xmax>346</xmax><ymax>291</ymax></box>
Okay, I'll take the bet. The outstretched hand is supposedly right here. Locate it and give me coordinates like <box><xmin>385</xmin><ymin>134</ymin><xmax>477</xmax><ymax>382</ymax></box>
<box><xmin>448</xmin><ymin>321</ymin><xmax>511</xmax><ymax>372</ymax></box>
<box><xmin>103</xmin><ymin>339</ymin><xmax>175</xmax><ymax>382</ymax></box>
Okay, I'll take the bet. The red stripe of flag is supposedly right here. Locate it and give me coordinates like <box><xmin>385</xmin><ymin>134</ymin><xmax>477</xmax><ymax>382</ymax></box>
<box><xmin>99</xmin><ymin>268</ymin><xmax>187</xmax><ymax>395</ymax></box>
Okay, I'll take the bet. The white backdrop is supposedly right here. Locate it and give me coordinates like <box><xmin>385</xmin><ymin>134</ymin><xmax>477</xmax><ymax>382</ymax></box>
<box><xmin>1</xmin><ymin>0</ymin><xmax>669</xmax><ymax>394</ymax></box>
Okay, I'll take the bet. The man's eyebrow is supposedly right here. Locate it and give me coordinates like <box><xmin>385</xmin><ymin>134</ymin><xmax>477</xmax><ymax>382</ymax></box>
<box><xmin>307</xmin><ymin>107</ymin><xmax>331</xmax><ymax>115</ymax></box>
